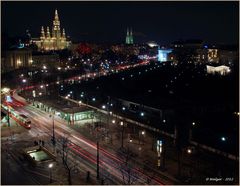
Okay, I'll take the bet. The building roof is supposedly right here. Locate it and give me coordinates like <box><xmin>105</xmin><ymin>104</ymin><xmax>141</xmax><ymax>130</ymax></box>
<box><xmin>36</xmin><ymin>97</ymin><xmax>92</xmax><ymax>114</ymax></box>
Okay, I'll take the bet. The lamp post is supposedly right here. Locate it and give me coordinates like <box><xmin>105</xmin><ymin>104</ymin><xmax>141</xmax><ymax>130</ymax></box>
<box><xmin>139</xmin><ymin>130</ymin><xmax>145</xmax><ymax>145</ymax></box>
<box><xmin>189</xmin><ymin>121</ymin><xmax>196</xmax><ymax>142</ymax></box>
<box><xmin>48</xmin><ymin>163</ymin><xmax>53</xmax><ymax>183</ymax></box>
<box><xmin>120</xmin><ymin>121</ymin><xmax>124</xmax><ymax>148</ymax></box>
<box><xmin>49</xmin><ymin>112</ymin><xmax>56</xmax><ymax>146</ymax></box>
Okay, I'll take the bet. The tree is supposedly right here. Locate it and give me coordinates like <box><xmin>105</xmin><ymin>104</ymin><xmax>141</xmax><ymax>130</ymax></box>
<box><xmin>142</xmin><ymin>162</ymin><xmax>157</xmax><ymax>185</ymax></box>
<box><xmin>59</xmin><ymin>136</ymin><xmax>78</xmax><ymax>185</ymax></box>
<box><xmin>118</xmin><ymin>147</ymin><xmax>139</xmax><ymax>185</ymax></box>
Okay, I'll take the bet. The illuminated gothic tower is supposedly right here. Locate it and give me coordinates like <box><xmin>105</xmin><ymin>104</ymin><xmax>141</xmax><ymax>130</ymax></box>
<box><xmin>129</xmin><ymin>28</ymin><xmax>133</xmax><ymax>44</ymax></box>
<box><xmin>32</xmin><ymin>9</ymin><xmax>70</xmax><ymax>51</ymax></box>
<box><xmin>125</xmin><ymin>27</ymin><xmax>134</xmax><ymax>45</ymax></box>
<box><xmin>52</xmin><ymin>10</ymin><xmax>61</xmax><ymax>40</ymax></box>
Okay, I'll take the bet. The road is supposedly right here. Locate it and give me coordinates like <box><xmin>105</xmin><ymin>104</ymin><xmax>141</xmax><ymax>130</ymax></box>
<box><xmin>8</xmin><ymin>95</ymin><xmax>170</xmax><ymax>185</ymax></box>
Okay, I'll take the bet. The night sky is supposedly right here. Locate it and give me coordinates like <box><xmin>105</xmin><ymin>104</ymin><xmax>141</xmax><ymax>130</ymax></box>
<box><xmin>2</xmin><ymin>1</ymin><xmax>239</xmax><ymax>44</ymax></box>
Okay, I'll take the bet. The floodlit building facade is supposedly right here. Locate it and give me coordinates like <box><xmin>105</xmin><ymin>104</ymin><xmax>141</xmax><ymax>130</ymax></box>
<box><xmin>206</xmin><ymin>65</ymin><xmax>231</xmax><ymax>75</ymax></box>
<box><xmin>1</xmin><ymin>48</ymin><xmax>33</xmax><ymax>73</ymax></box>
<box><xmin>31</xmin><ymin>10</ymin><xmax>71</xmax><ymax>51</ymax></box>
<box><xmin>158</xmin><ymin>48</ymin><xmax>173</xmax><ymax>62</ymax></box>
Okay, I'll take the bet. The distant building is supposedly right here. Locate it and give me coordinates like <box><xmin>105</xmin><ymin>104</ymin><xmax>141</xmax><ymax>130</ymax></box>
<box><xmin>218</xmin><ymin>46</ymin><xmax>239</xmax><ymax>65</ymax></box>
<box><xmin>31</xmin><ymin>10</ymin><xmax>71</xmax><ymax>51</ymax></box>
<box><xmin>171</xmin><ymin>40</ymin><xmax>222</xmax><ymax>64</ymax></box>
<box><xmin>207</xmin><ymin>48</ymin><xmax>219</xmax><ymax>63</ymax></box>
<box><xmin>147</xmin><ymin>41</ymin><xmax>158</xmax><ymax>48</ymax></box>
<box><xmin>206</xmin><ymin>65</ymin><xmax>231</xmax><ymax>75</ymax></box>
<box><xmin>32</xmin><ymin>52</ymin><xmax>60</xmax><ymax>68</ymax></box>
<box><xmin>125</xmin><ymin>28</ymin><xmax>134</xmax><ymax>45</ymax></box>
<box><xmin>158</xmin><ymin>47</ymin><xmax>173</xmax><ymax>62</ymax></box>
<box><xmin>1</xmin><ymin>48</ymin><xmax>33</xmax><ymax>73</ymax></box>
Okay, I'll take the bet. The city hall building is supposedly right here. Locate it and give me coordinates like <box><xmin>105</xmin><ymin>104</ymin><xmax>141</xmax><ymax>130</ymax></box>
<box><xmin>31</xmin><ymin>10</ymin><xmax>71</xmax><ymax>51</ymax></box>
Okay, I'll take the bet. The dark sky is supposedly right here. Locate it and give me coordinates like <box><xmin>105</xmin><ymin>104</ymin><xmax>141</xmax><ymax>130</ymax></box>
<box><xmin>2</xmin><ymin>1</ymin><xmax>239</xmax><ymax>44</ymax></box>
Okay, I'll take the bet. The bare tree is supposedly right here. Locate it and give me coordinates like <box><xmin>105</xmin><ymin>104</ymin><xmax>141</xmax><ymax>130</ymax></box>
<box><xmin>59</xmin><ymin>136</ymin><xmax>78</xmax><ymax>185</ymax></box>
<box><xmin>118</xmin><ymin>147</ymin><xmax>139</xmax><ymax>185</ymax></box>
<box><xmin>142</xmin><ymin>160</ymin><xmax>157</xmax><ymax>184</ymax></box>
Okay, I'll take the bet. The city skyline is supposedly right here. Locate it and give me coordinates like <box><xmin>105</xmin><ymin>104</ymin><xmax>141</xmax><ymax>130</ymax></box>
<box><xmin>2</xmin><ymin>1</ymin><xmax>239</xmax><ymax>44</ymax></box>
<box><xmin>1</xmin><ymin>1</ymin><xmax>239</xmax><ymax>185</ymax></box>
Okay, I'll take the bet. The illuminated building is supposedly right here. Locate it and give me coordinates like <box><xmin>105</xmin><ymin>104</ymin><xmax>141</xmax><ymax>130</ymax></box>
<box><xmin>126</xmin><ymin>28</ymin><xmax>133</xmax><ymax>45</ymax></box>
<box><xmin>32</xmin><ymin>10</ymin><xmax>71</xmax><ymax>51</ymax></box>
<box><xmin>158</xmin><ymin>48</ymin><xmax>173</xmax><ymax>62</ymax></box>
<box><xmin>206</xmin><ymin>65</ymin><xmax>231</xmax><ymax>75</ymax></box>
<box><xmin>207</xmin><ymin>48</ymin><xmax>219</xmax><ymax>63</ymax></box>
<box><xmin>147</xmin><ymin>41</ymin><xmax>158</xmax><ymax>48</ymax></box>
<box><xmin>32</xmin><ymin>52</ymin><xmax>60</xmax><ymax>68</ymax></box>
<box><xmin>1</xmin><ymin>48</ymin><xmax>33</xmax><ymax>73</ymax></box>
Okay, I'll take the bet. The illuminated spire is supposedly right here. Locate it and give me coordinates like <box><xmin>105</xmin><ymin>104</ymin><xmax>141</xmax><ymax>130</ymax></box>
<box><xmin>46</xmin><ymin>27</ymin><xmax>50</xmax><ymax>38</ymax></box>
<box><xmin>53</xmin><ymin>9</ymin><xmax>60</xmax><ymax>29</ymax></box>
<box><xmin>55</xmin><ymin>9</ymin><xmax>59</xmax><ymax>21</ymax></box>
<box><xmin>130</xmin><ymin>28</ymin><xmax>133</xmax><ymax>44</ymax></box>
<box><xmin>62</xmin><ymin>28</ymin><xmax>66</xmax><ymax>38</ymax></box>
<box><xmin>126</xmin><ymin>27</ymin><xmax>130</xmax><ymax>44</ymax></box>
<box><xmin>40</xmin><ymin>26</ymin><xmax>45</xmax><ymax>39</ymax></box>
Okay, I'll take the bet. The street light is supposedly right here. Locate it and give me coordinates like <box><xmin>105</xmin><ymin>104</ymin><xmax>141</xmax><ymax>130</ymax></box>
<box><xmin>120</xmin><ymin>121</ymin><xmax>124</xmax><ymax>148</ymax></box>
<box><xmin>140</xmin><ymin>112</ymin><xmax>144</xmax><ymax>117</ymax></box>
<box><xmin>48</xmin><ymin>163</ymin><xmax>53</xmax><ymax>183</ymax></box>
<box><xmin>122</xmin><ymin>107</ymin><xmax>126</xmax><ymax>111</ymax></box>
<box><xmin>112</xmin><ymin>120</ymin><xmax>116</xmax><ymax>124</ymax></box>
<box><xmin>192</xmin><ymin>122</ymin><xmax>196</xmax><ymax>126</ymax></box>
<box><xmin>49</xmin><ymin>112</ymin><xmax>56</xmax><ymax>146</ymax></box>
<box><xmin>139</xmin><ymin>130</ymin><xmax>145</xmax><ymax>145</ymax></box>
<box><xmin>187</xmin><ymin>148</ymin><xmax>192</xmax><ymax>154</ymax></box>
<box><xmin>102</xmin><ymin>105</ymin><xmax>106</xmax><ymax>109</ymax></box>
<box><xmin>221</xmin><ymin>137</ymin><xmax>226</xmax><ymax>141</ymax></box>
<box><xmin>22</xmin><ymin>79</ymin><xmax>27</xmax><ymax>83</ymax></box>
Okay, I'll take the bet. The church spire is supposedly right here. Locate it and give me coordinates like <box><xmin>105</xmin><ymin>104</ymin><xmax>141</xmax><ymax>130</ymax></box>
<box><xmin>130</xmin><ymin>28</ymin><xmax>133</xmax><ymax>44</ymax></box>
<box><xmin>126</xmin><ymin>27</ymin><xmax>130</xmax><ymax>44</ymax></box>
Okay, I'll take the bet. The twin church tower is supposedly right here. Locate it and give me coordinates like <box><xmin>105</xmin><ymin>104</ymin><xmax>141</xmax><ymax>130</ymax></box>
<box><xmin>125</xmin><ymin>28</ymin><xmax>134</xmax><ymax>45</ymax></box>
<box><xmin>33</xmin><ymin>10</ymin><xmax>134</xmax><ymax>51</ymax></box>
